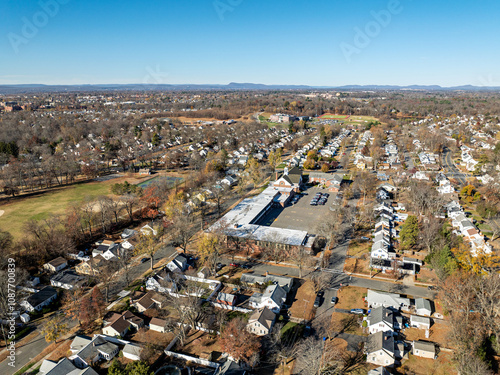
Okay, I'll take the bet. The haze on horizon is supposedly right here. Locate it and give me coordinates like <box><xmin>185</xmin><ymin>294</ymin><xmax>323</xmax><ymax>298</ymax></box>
<box><xmin>1</xmin><ymin>0</ymin><xmax>500</xmax><ymax>87</ymax></box>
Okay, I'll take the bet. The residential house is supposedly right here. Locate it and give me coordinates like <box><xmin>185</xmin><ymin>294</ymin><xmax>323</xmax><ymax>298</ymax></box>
<box><xmin>149</xmin><ymin>317</ymin><xmax>167</xmax><ymax>333</ymax></box>
<box><xmin>367</xmin><ymin>306</ymin><xmax>402</xmax><ymax>334</ymax></box>
<box><xmin>241</xmin><ymin>273</ymin><xmax>294</xmax><ymax>293</ymax></box>
<box><xmin>366</xmin><ymin>290</ymin><xmax>410</xmax><ymax>311</ymax></box>
<box><xmin>75</xmin><ymin>258</ymin><xmax>103</xmax><ymax>276</ymax></box>
<box><xmin>166</xmin><ymin>253</ymin><xmax>189</xmax><ymax>273</ymax></box>
<box><xmin>39</xmin><ymin>357</ymin><xmax>99</xmax><ymax>375</ymax></box>
<box><xmin>50</xmin><ymin>270</ymin><xmax>85</xmax><ymax>290</ymax></box>
<box><xmin>69</xmin><ymin>335</ymin><xmax>119</xmax><ymax>367</ymax></box>
<box><xmin>367</xmin><ymin>367</ymin><xmax>391</xmax><ymax>375</ymax></box>
<box><xmin>412</xmin><ymin>340</ymin><xmax>435</xmax><ymax>359</ymax></box>
<box><xmin>249</xmin><ymin>284</ymin><xmax>287</xmax><ymax>313</ymax></box>
<box><xmin>146</xmin><ymin>269</ymin><xmax>177</xmax><ymax>293</ymax></box>
<box><xmin>216</xmin><ymin>292</ymin><xmax>237</xmax><ymax>307</ymax></box>
<box><xmin>247</xmin><ymin>307</ymin><xmax>276</xmax><ymax>336</ymax></box>
<box><xmin>21</xmin><ymin>286</ymin><xmax>58</xmax><ymax>312</ymax></box>
<box><xmin>365</xmin><ymin>331</ymin><xmax>396</xmax><ymax>367</ymax></box>
<box><xmin>121</xmin><ymin>228</ymin><xmax>137</xmax><ymax>239</ymax></box>
<box><xmin>123</xmin><ymin>343</ymin><xmax>143</xmax><ymax>361</ymax></box>
<box><xmin>102</xmin><ymin>311</ymin><xmax>143</xmax><ymax>337</ymax></box>
<box><xmin>414</xmin><ymin>298</ymin><xmax>433</xmax><ymax>317</ymax></box>
<box><xmin>43</xmin><ymin>257</ymin><xmax>68</xmax><ymax>273</ymax></box>
<box><xmin>132</xmin><ymin>291</ymin><xmax>163</xmax><ymax>312</ymax></box>
<box><xmin>410</xmin><ymin>315</ymin><xmax>431</xmax><ymax>330</ymax></box>
<box><xmin>197</xmin><ymin>267</ymin><xmax>210</xmax><ymax>279</ymax></box>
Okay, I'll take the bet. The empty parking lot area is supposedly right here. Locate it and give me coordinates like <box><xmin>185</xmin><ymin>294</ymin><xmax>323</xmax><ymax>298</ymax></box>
<box><xmin>254</xmin><ymin>187</ymin><xmax>336</xmax><ymax>232</ymax></box>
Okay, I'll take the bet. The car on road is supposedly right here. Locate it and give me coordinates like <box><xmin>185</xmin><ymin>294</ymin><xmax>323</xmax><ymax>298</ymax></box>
<box><xmin>141</xmin><ymin>257</ymin><xmax>149</xmax><ymax>263</ymax></box>
<box><xmin>350</xmin><ymin>308</ymin><xmax>364</xmax><ymax>315</ymax></box>
<box><xmin>230</xmin><ymin>263</ymin><xmax>240</xmax><ymax>267</ymax></box>
<box><xmin>331</xmin><ymin>297</ymin><xmax>338</xmax><ymax>305</ymax></box>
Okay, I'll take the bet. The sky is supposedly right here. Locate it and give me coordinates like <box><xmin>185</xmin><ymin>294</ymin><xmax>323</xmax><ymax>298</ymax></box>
<box><xmin>1</xmin><ymin>0</ymin><xmax>500</xmax><ymax>86</ymax></box>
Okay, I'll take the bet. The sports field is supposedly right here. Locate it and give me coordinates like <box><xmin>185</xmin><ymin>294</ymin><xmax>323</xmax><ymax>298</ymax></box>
<box><xmin>318</xmin><ymin>114</ymin><xmax>351</xmax><ymax>120</ymax></box>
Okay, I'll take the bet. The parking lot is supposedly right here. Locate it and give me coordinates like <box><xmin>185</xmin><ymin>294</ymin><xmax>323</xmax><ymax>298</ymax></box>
<box><xmin>255</xmin><ymin>186</ymin><xmax>337</xmax><ymax>232</ymax></box>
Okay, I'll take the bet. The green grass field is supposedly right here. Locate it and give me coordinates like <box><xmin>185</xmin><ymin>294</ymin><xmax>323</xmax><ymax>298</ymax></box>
<box><xmin>0</xmin><ymin>179</ymin><xmax>118</xmax><ymax>241</ymax></box>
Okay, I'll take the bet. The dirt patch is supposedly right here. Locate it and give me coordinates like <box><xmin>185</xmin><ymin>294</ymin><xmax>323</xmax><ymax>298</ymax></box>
<box><xmin>403</xmin><ymin>323</ymin><xmax>453</xmax><ymax>349</ymax></box>
<box><xmin>396</xmin><ymin>351</ymin><xmax>457</xmax><ymax>375</ymax></box>
<box><xmin>331</xmin><ymin>312</ymin><xmax>366</xmax><ymax>336</ymax></box>
<box><xmin>47</xmin><ymin>340</ymin><xmax>71</xmax><ymax>361</ymax></box>
<box><xmin>344</xmin><ymin>257</ymin><xmax>369</xmax><ymax>274</ymax></box>
<box><xmin>289</xmin><ymin>281</ymin><xmax>316</xmax><ymax>321</ymax></box>
<box><xmin>335</xmin><ymin>286</ymin><xmax>368</xmax><ymax>310</ymax></box>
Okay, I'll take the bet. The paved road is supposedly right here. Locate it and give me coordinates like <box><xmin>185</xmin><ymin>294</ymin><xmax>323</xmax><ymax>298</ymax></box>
<box><xmin>442</xmin><ymin>148</ymin><xmax>467</xmax><ymax>186</ymax></box>
<box><xmin>0</xmin><ymin>316</ymin><xmax>78</xmax><ymax>375</ymax></box>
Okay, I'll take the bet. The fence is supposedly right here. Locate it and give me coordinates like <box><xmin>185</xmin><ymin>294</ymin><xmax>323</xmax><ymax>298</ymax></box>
<box><xmin>163</xmin><ymin>350</ymin><xmax>220</xmax><ymax>369</ymax></box>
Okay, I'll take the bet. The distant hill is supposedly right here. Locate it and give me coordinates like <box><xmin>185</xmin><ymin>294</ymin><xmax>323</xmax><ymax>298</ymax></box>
<box><xmin>0</xmin><ymin>83</ymin><xmax>499</xmax><ymax>94</ymax></box>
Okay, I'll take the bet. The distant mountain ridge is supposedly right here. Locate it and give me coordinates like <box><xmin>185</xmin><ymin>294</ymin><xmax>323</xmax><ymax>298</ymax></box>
<box><xmin>0</xmin><ymin>82</ymin><xmax>499</xmax><ymax>94</ymax></box>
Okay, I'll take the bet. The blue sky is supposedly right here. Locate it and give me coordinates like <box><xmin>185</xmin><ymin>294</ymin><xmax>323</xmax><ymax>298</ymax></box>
<box><xmin>1</xmin><ymin>0</ymin><xmax>499</xmax><ymax>86</ymax></box>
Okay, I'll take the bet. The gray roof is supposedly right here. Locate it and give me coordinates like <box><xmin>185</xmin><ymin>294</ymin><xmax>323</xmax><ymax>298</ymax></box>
<box><xmin>216</xmin><ymin>359</ymin><xmax>246</xmax><ymax>375</ymax></box>
<box><xmin>410</xmin><ymin>315</ymin><xmax>430</xmax><ymax>325</ymax></box>
<box><xmin>367</xmin><ymin>290</ymin><xmax>410</xmax><ymax>309</ymax></box>
<box><xmin>365</xmin><ymin>331</ymin><xmax>394</xmax><ymax>355</ymax></box>
<box><xmin>76</xmin><ymin>336</ymin><xmax>118</xmax><ymax>363</ymax></box>
<box><xmin>26</xmin><ymin>286</ymin><xmax>57</xmax><ymax>308</ymax></box>
<box><xmin>368</xmin><ymin>367</ymin><xmax>391</xmax><ymax>375</ymax></box>
<box><xmin>415</xmin><ymin>298</ymin><xmax>432</xmax><ymax>313</ymax></box>
<box><xmin>240</xmin><ymin>273</ymin><xmax>293</xmax><ymax>292</ymax></box>
<box><xmin>70</xmin><ymin>335</ymin><xmax>92</xmax><ymax>353</ymax></box>
<box><xmin>50</xmin><ymin>271</ymin><xmax>84</xmax><ymax>286</ymax></box>
<box><xmin>368</xmin><ymin>306</ymin><xmax>394</xmax><ymax>327</ymax></box>
<box><xmin>413</xmin><ymin>340</ymin><xmax>435</xmax><ymax>354</ymax></box>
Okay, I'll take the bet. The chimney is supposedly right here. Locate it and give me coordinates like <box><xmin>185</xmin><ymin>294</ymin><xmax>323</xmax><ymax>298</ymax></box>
<box><xmin>275</xmin><ymin>170</ymin><xmax>278</xmax><ymax>181</ymax></box>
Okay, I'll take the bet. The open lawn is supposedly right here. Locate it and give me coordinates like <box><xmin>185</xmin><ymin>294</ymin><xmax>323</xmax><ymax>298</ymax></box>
<box><xmin>335</xmin><ymin>286</ymin><xmax>368</xmax><ymax>311</ymax></box>
<box><xmin>0</xmin><ymin>176</ymin><xmax>136</xmax><ymax>241</ymax></box>
<box><xmin>347</xmin><ymin>239</ymin><xmax>371</xmax><ymax>257</ymax></box>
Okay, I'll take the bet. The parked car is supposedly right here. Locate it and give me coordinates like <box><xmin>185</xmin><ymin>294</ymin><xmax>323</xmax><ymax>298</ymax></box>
<box><xmin>241</xmin><ymin>264</ymin><xmax>251</xmax><ymax>269</ymax></box>
<box><xmin>216</xmin><ymin>263</ymin><xmax>225</xmax><ymax>271</ymax></box>
<box><xmin>314</xmin><ymin>296</ymin><xmax>322</xmax><ymax>308</ymax></box>
<box><xmin>350</xmin><ymin>308</ymin><xmax>364</xmax><ymax>315</ymax></box>
<box><xmin>230</xmin><ymin>263</ymin><xmax>240</xmax><ymax>267</ymax></box>
<box><xmin>141</xmin><ymin>258</ymin><xmax>149</xmax><ymax>263</ymax></box>
<box><xmin>331</xmin><ymin>297</ymin><xmax>338</xmax><ymax>304</ymax></box>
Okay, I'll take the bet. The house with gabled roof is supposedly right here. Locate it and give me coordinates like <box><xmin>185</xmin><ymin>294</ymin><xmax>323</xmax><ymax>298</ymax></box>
<box><xmin>69</xmin><ymin>335</ymin><xmax>119</xmax><ymax>367</ymax></box>
<box><xmin>366</xmin><ymin>290</ymin><xmax>410</xmax><ymax>311</ymax></box>
<box><xmin>43</xmin><ymin>257</ymin><xmax>68</xmax><ymax>273</ymax></box>
<box><xmin>21</xmin><ymin>286</ymin><xmax>58</xmax><ymax>312</ymax></box>
<box><xmin>412</xmin><ymin>340</ymin><xmax>435</xmax><ymax>359</ymax></box>
<box><xmin>39</xmin><ymin>357</ymin><xmax>99</xmax><ymax>375</ymax></box>
<box><xmin>249</xmin><ymin>284</ymin><xmax>287</xmax><ymax>313</ymax></box>
<box><xmin>365</xmin><ymin>331</ymin><xmax>396</xmax><ymax>367</ymax></box>
<box><xmin>414</xmin><ymin>298</ymin><xmax>433</xmax><ymax>316</ymax></box>
<box><xmin>247</xmin><ymin>307</ymin><xmax>276</xmax><ymax>336</ymax></box>
<box><xmin>367</xmin><ymin>306</ymin><xmax>402</xmax><ymax>334</ymax></box>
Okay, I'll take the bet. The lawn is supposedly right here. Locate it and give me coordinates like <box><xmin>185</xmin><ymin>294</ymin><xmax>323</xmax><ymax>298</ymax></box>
<box><xmin>0</xmin><ymin>177</ymin><xmax>127</xmax><ymax>241</ymax></box>
<box><xmin>396</xmin><ymin>352</ymin><xmax>457</xmax><ymax>375</ymax></box>
<box><xmin>403</xmin><ymin>323</ymin><xmax>453</xmax><ymax>349</ymax></box>
<box><xmin>347</xmin><ymin>240</ymin><xmax>371</xmax><ymax>257</ymax></box>
<box><xmin>289</xmin><ymin>281</ymin><xmax>316</xmax><ymax>321</ymax></box>
<box><xmin>334</xmin><ymin>286</ymin><xmax>367</xmax><ymax>311</ymax></box>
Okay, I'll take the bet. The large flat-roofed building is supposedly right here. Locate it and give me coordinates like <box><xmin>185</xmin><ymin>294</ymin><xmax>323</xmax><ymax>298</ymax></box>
<box><xmin>209</xmin><ymin>185</ymin><xmax>311</xmax><ymax>251</ymax></box>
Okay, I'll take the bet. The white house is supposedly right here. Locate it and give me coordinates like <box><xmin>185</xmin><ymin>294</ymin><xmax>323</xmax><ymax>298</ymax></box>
<box><xmin>149</xmin><ymin>317</ymin><xmax>167</xmax><ymax>333</ymax></box>
<box><xmin>410</xmin><ymin>315</ymin><xmax>431</xmax><ymax>330</ymax></box>
<box><xmin>249</xmin><ymin>284</ymin><xmax>286</xmax><ymax>313</ymax></box>
<box><xmin>414</xmin><ymin>298</ymin><xmax>433</xmax><ymax>317</ymax></box>
<box><xmin>412</xmin><ymin>340</ymin><xmax>435</xmax><ymax>359</ymax></box>
<box><xmin>21</xmin><ymin>286</ymin><xmax>58</xmax><ymax>312</ymax></box>
<box><xmin>43</xmin><ymin>257</ymin><xmax>68</xmax><ymax>273</ymax></box>
<box><xmin>365</xmin><ymin>331</ymin><xmax>395</xmax><ymax>367</ymax></box>
<box><xmin>247</xmin><ymin>307</ymin><xmax>276</xmax><ymax>336</ymax></box>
